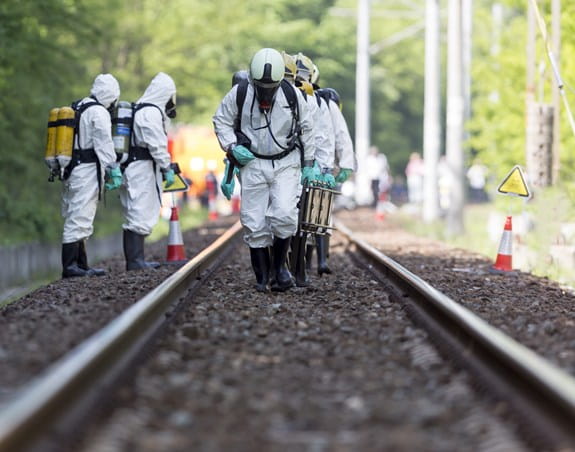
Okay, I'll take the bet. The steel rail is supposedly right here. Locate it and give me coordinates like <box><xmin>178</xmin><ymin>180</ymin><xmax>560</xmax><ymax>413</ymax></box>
<box><xmin>335</xmin><ymin>220</ymin><xmax>575</xmax><ymax>449</ymax></box>
<box><xmin>0</xmin><ymin>220</ymin><xmax>243</xmax><ymax>452</ymax></box>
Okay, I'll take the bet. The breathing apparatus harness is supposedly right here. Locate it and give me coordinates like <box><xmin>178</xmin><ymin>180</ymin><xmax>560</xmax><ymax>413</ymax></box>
<box><xmin>120</xmin><ymin>102</ymin><xmax>165</xmax><ymax>170</ymax></box>
<box><xmin>62</xmin><ymin>97</ymin><xmax>105</xmax><ymax>195</ymax></box>
<box><xmin>121</xmin><ymin>102</ymin><xmax>167</xmax><ymax>203</ymax></box>
<box><xmin>231</xmin><ymin>79</ymin><xmax>303</xmax><ymax>167</ymax></box>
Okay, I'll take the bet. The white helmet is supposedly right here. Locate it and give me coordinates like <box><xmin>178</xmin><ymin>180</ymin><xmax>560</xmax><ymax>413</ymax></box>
<box><xmin>249</xmin><ymin>48</ymin><xmax>284</xmax><ymax>109</ymax></box>
<box><xmin>311</xmin><ymin>64</ymin><xmax>320</xmax><ymax>85</ymax></box>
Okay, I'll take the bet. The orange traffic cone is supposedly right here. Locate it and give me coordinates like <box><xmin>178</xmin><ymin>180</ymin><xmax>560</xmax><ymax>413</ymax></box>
<box><xmin>492</xmin><ymin>216</ymin><xmax>513</xmax><ymax>272</ymax></box>
<box><xmin>166</xmin><ymin>206</ymin><xmax>187</xmax><ymax>263</ymax></box>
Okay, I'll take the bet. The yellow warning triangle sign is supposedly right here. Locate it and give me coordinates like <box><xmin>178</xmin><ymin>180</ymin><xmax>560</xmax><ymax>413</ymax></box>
<box><xmin>497</xmin><ymin>165</ymin><xmax>530</xmax><ymax>198</ymax></box>
<box><xmin>163</xmin><ymin>173</ymin><xmax>190</xmax><ymax>193</ymax></box>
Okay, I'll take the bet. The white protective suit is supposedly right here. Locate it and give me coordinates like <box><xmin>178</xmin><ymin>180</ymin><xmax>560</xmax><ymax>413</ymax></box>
<box><xmin>61</xmin><ymin>73</ymin><xmax>120</xmax><ymax>244</ymax></box>
<box><xmin>213</xmin><ymin>82</ymin><xmax>315</xmax><ymax>248</ymax></box>
<box><xmin>120</xmin><ymin>72</ymin><xmax>174</xmax><ymax>236</ymax></box>
<box><xmin>311</xmin><ymin>93</ymin><xmax>335</xmax><ymax>173</ymax></box>
<box><xmin>327</xmin><ymin>99</ymin><xmax>357</xmax><ymax>172</ymax></box>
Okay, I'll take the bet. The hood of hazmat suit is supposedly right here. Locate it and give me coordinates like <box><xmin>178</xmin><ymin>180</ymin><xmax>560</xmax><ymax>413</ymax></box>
<box><xmin>90</xmin><ymin>73</ymin><xmax>120</xmax><ymax>109</ymax></box>
<box><xmin>137</xmin><ymin>72</ymin><xmax>176</xmax><ymax>113</ymax></box>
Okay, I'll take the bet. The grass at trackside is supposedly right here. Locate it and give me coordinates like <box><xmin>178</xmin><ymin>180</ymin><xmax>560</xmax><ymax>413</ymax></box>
<box><xmin>394</xmin><ymin>187</ymin><xmax>575</xmax><ymax>288</ymax></box>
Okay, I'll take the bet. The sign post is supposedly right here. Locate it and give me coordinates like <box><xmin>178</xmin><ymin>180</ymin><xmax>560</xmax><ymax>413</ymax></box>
<box><xmin>490</xmin><ymin>165</ymin><xmax>531</xmax><ymax>274</ymax></box>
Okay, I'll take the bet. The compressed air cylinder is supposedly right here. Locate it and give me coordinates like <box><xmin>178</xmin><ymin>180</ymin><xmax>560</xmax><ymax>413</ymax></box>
<box><xmin>55</xmin><ymin>106</ymin><xmax>75</xmax><ymax>173</ymax></box>
<box><xmin>44</xmin><ymin>108</ymin><xmax>59</xmax><ymax>171</ymax></box>
<box><xmin>112</xmin><ymin>101</ymin><xmax>132</xmax><ymax>162</ymax></box>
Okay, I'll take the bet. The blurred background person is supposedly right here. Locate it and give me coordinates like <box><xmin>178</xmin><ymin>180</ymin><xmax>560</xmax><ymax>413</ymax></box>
<box><xmin>467</xmin><ymin>158</ymin><xmax>489</xmax><ymax>203</ymax></box>
<box><xmin>365</xmin><ymin>146</ymin><xmax>390</xmax><ymax>208</ymax></box>
<box><xmin>405</xmin><ymin>151</ymin><xmax>424</xmax><ymax>206</ymax></box>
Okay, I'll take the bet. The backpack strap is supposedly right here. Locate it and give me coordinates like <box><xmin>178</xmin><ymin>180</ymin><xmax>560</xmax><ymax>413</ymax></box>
<box><xmin>279</xmin><ymin>80</ymin><xmax>304</xmax><ymax>166</ymax></box>
<box><xmin>64</xmin><ymin>100</ymin><xmax>102</xmax><ymax>184</ymax></box>
<box><xmin>125</xmin><ymin>102</ymin><xmax>165</xmax><ymax>168</ymax></box>
<box><xmin>124</xmin><ymin>102</ymin><xmax>163</xmax><ymax>202</ymax></box>
<box><xmin>72</xmin><ymin>99</ymin><xmax>101</xmax><ymax>153</ymax></box>
<box><xmin>233</xmin><ymin>79</ymin><xmax>303</xmax><ymax>164</ymax></box>
<box><xmin>234</xmin><ymin>80</ymin><xmax>248</xmax><ymax>130</ymax></box>
<box><xmin>234</xmin><ymin>79</ymin><xmax>299</xmax><ymax>131</ymax></box>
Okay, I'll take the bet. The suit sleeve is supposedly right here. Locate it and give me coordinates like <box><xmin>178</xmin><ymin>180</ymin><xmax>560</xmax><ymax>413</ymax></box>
<box><xmin>90</xmin><ymin>105</ymin><xmax>117</xmax><ymax>169</ymax></box>
<box><xmin>212</xmin><ymin>86</ymin><xmax>239</xmax><ymax>153</ymax></box>
<box><xmin>297</xmin><ymin>91</ymin><xmax>316</xmax><ymax>162</ymax></box>
<box><xmin>330</xmin><ymin>102</ymin><xmax>356</xmax><ymax>171</ymax></box>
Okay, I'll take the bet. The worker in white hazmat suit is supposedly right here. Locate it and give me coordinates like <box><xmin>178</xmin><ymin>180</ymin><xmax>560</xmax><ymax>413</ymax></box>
<box><xmin>312</xmin><ymin>86</ymin><xmax>357</xmax><ymax>275</ymax></box>
<box><xmin>294</xmin><ymin>53</ymin><xmax>336</xmax><ymax>188</ymax></box>
<box><xmin>318</xmin><ymin>87</ymin><xmax>357</xmax><ymax>180</ymax></box>
<box><xmin>213</xmin><ymin>48</ymin><xmax>319</xmax><ymax>293</ymax></box>
<box><xmin>288</xmin><ymin>52</ymin><xmax>336</xmax><ymax>287</ymax></box>
<box><xmin>120</xmin><ymin>72</ymin><xmax>176</xmax><ymax>270</ymax></box>
<box><xmin>61</xmin><ymin>73</ymin><xmax>121</xmax><ymax>278</ymax></box>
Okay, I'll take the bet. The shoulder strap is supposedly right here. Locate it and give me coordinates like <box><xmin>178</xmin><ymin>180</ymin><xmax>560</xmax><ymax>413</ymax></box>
<box><xmin>235</xmin><ymin>80</ymin><xmax>249</xmax><ymax>131</ymax></box>
<box><xmin>130</xmin><ymin>102</ymin><xmax>166</xmax><ymax>146</ymax></box>
<box><xmin>279</xmin><ymin>80</ymin><xmax>304</xmax><ymax>166</ymax></box>
<box><xmin>133</xmin><ymin>102</ymin><xmax>163</xmax><ymax>116</ymax></box>
<box><xmin>72</xmin><ymin>99</ymin><xmax>101</xmax><ymax>116</ymax></box>
<box><xmin>71</xmin><ymin>99</ymin><xmax>101</xmax><ymax>152</ymax></box>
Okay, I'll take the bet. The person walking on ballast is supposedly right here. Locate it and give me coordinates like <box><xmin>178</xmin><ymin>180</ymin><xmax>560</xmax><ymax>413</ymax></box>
<box><xmin>61</xmin><ymin>73</ymin><xmax>122</xmax><ymax>278</ymax></box>
<box><xmin>213</xmin><ymin>48</ymin><xmax>317</xmax><ymax>293</ymax></box>
<box><xmin>120</xmin><ymin>72</ymin><xmax>176</xmax><ymax>270</ymax></box>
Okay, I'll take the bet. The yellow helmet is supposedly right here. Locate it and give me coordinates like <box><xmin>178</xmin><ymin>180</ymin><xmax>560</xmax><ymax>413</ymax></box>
<box><xmin>295</xmin><ymin>52</ymin><xmax>313</xmax><ymax>83</ymax></box>
<box><xmin>297</xmin><ymin>80</ymin><xmax>314</xmax><ymax>96</ymax></box>
<box><xmin>282</xmin><ymin>51</ymin><xmax>297</xmax><ymax>84</ymax></box>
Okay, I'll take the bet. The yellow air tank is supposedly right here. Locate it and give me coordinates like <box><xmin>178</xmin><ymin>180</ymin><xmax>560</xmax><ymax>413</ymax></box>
<box><xmin>44</xmin><ymin>108</ymin><xmax>60</xmax><ymax>180</ymax></box>
<box><xmin>55</xmin><ymin>106</ymin><xmax>76</xmax><ymax>176</ymax></box>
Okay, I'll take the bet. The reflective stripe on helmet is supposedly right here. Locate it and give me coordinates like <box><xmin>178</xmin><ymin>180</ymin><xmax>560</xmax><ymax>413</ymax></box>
<box><xmin>250</xmin><ymin>48</ymin><xmax>284</xmax><ymax>84</ymax></box>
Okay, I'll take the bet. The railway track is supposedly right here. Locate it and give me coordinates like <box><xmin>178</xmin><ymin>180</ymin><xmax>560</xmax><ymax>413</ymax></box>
<box><xmin>1</xmin><ymin>214</ymin><xmax>574</xmax><ymax>451</ymax></box>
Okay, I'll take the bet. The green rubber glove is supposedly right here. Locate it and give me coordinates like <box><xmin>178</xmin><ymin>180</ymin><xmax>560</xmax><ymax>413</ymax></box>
<box><xmin>335</xmin><ymin>168</ymin><xmax>353</xmax><ymax>183</ymax></box>
<box><xmin>301</xmin><ymin>161</ymin><xmax>321</xmax><ymax>185</ymax></box>
<box><xmin>321</xmin><ymin>172</ymin><xmax>336</xmax><ymax>188</ymax></box>
<box><xmin>232</xmin><ymin>145</ymin><xmax>255</xmax><ymax>166</ymax></box>
<box><xmin>220</xmin><ymin>160</ymin><xmax>239</xmax><ymax>200</ymax></box>
<box><xmin>104</xmin><ymin>166</ymin><xmax>122</xmax><ymax>191</ymax></box>
<box><xmin>163</xmin><ymin>168</ymin><xmax>175</xmax><ymax>188</ymax></box>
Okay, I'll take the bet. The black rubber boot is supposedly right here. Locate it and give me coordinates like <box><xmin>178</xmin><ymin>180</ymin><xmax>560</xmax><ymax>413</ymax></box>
<box><xmin>271</xmin><ymin>237</ymin><xmax>294</xmax><ymax>292</ymax></box>
<box><xmin>292</xmin><ymin>233</ymin><xmax>309</xmax><ymax>287</ymax></box>
<box><xmin>123</xmin><ymin>229</ymin><xmax>160</xmax><ymax>271</ymax></box>
<box><xmin>305</xmin><ymin>244</ymin><xmax>314</xmax><ymax>271</ymax></box>
<box><xmin>250</xmin><ymin>247</ymin><xmax>270</xmax><ymax>292</ymax></box>
<box><xmin>62</xmin><ymin>242</ymin><xmax>89</xmax><ymax>278</ymax></box>
<box><xmin>268</xmin><ymin>245</ymin><xmax>276</xmax><ymax>286</ymax></box>
<box><xmin>316</xmin><ymin>235</ymin><xmax>332</xmax><ymax>276</ymax></box>
<box><xmin>78</xmin><ymin>240</ymin><xmax>105</xmax><ymax>276</ymax></box>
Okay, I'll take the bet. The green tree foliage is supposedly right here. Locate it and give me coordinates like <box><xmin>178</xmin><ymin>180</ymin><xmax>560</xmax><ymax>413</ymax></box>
<box><xmin>0</xmin><ymin>0</ymin><xmax>430</xmax><ymax>244</ymax></box>
<box><xmin>0</xmin><ymin>0</ymin><xmax>103</xmax><ymax>243</ymax></box>
<box><xmin>16</xmin><ymin>0</ymin><xmax>571</xmax><ymax>244</ymax></box>
<box><xmin>468</xmin><ymin>0</ymin><xmax>575</xmax><ymax>192</ymax></box>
